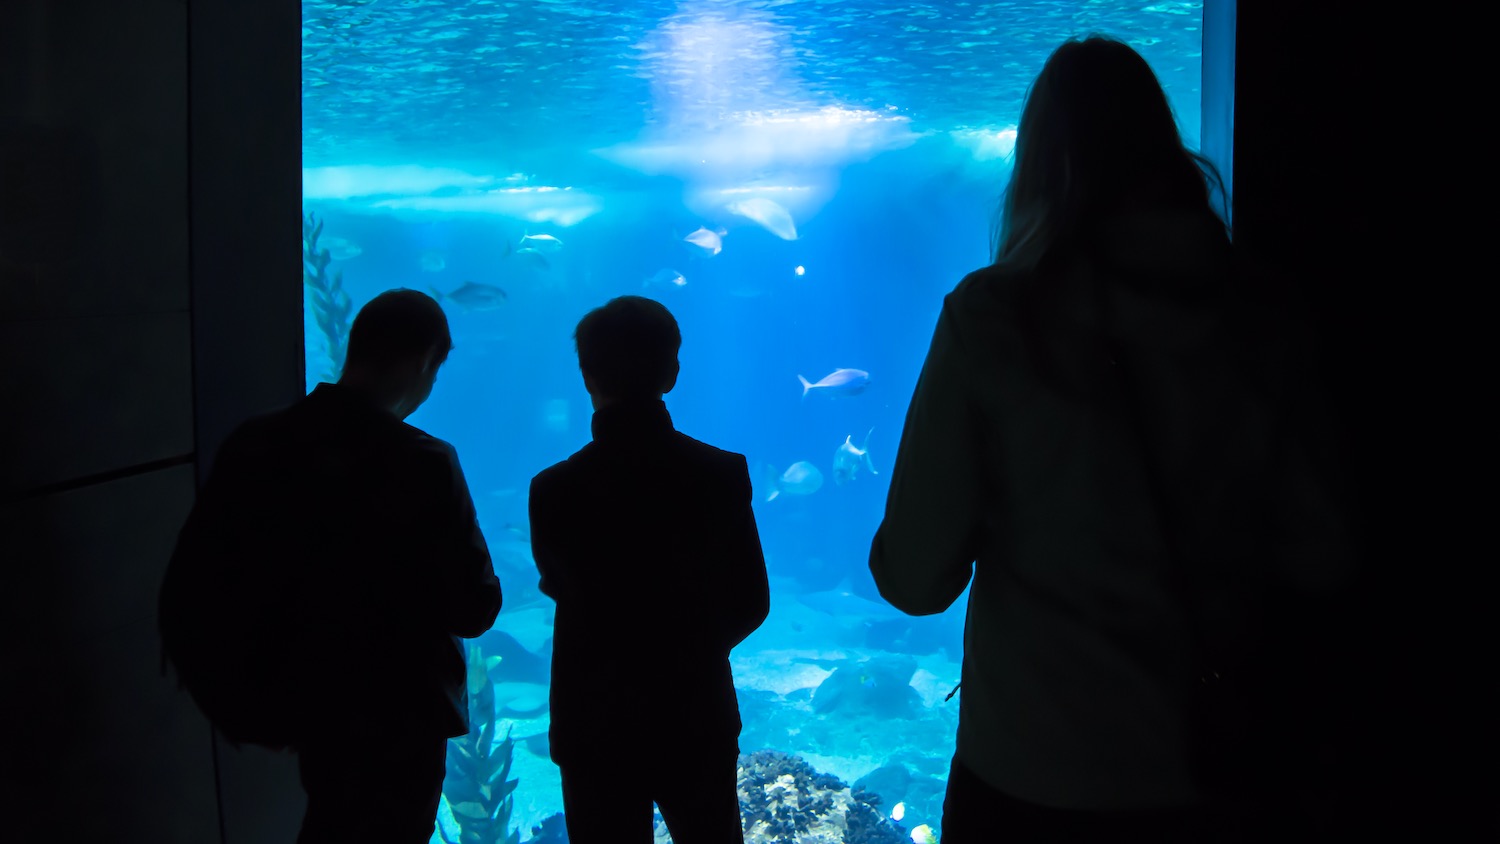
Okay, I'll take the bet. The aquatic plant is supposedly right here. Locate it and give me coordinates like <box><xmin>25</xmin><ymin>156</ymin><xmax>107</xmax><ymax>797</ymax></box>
<box><xmin>301</xmin><ymin>211</ymin><xmax>353</xmax><ymax>383</ymax></box>
<box><xmin>439</xmin><ymin>643</ymin><xmax>521</xmax><ymax>844</ymax></box>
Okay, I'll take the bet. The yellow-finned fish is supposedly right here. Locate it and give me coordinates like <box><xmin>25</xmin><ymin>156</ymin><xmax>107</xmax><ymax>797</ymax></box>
<box><xmin>910</xmin><ymin>824</ymin><xmax>938</xmax><ymax>844</ymax></box>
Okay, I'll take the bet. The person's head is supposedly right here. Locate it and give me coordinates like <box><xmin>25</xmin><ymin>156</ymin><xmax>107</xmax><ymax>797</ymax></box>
<box><xmin>995</xmin><ymin>35</ymin><xmax>1227</xmax><ymax>269</ymax></box>
<box><xmin>573</xmin><ymin>296</ymin><xmax>681</xmax><ymax>408</ymax></box>
<box><xmin>339</xmin><ymin>288</ymin><xmax>452</xmax><ymax>419</ymax></box>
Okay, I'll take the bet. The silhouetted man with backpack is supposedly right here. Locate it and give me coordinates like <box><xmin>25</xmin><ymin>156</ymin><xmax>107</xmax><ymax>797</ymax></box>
<box><xmin>159</xmin><ymin>288</ymin><xmax>502</xmax><ymax>843</ymax></box>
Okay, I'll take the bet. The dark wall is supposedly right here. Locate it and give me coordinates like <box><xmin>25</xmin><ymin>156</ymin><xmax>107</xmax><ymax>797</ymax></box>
<box><xmin>1</xmin><ymin>2</ymin><xmax>212</xmax><ymax>840</ymax></box>
<box><xmin>189</xmin><ymin>0</ymin><xmax>309</xmax><ymax>841</ymax></box>
<box><xmin>0</xmin><ymin>0</ymin><xmax>303</xmax><ymax>841</ymax></box>
<box><xmin>1234</xmin><ymin>5</ymin><xmax>1474</xmax><ymax>838</ymax></box>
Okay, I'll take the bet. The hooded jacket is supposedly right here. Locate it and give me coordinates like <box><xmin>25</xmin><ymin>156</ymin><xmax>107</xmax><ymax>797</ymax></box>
<box><xmin>869</xmin><ymin>208</ymin><xmax>1351</xmax><ymax>810</ymax></box>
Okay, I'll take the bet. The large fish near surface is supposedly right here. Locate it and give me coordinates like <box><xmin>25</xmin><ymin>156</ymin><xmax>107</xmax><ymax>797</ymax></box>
<box><xmin>431</xmin><ymin>280</ymin><xmax>507</xmax><ymax>311</ymax></box>
<box><xmin>833</xmin><ymin>428</ymin><xmax>877</xmax><ymax>485</ymax></box>
<box><xmin>727</xmin><ymin>197</ymin><xmax>798</xmax><ymax>240</ymax></box>
<box><xmin>798</xmin><ymin>368</ymin><xmax>870</xmax><ymax>399</ymax></box>
<box><xmin>764</xmin><ymin>461</ymin><xmax>823</xmax><ymax>501</ymax></box>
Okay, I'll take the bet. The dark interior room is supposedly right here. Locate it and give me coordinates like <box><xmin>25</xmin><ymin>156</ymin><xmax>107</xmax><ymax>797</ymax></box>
<box><xmin>1</xmin><ymin>1</ymin><xmax>1476</xmax><ymax>841</ymax></box>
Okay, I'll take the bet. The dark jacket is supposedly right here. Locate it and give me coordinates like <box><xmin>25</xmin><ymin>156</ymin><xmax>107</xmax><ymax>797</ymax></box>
<box><xmin>174</xmin><ymin>382</ymin><xmax>501</xmax><ymax>740</ymax></box>
<box><xmin>528</xmin><ymin>399</ymin><xmax>769</xmax><ymax>768</ymax></box>
<box><xmin>871</xmin><ymin>209</ymin><xmax>1353</xmax><ymax>810</ymax></box>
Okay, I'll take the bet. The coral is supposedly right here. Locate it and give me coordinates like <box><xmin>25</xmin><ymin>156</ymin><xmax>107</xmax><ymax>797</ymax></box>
<box><xmin>301</xmin><ymin>211</ymin><xmax>353</xmax><ymax>383</ymax></box>
<box><xmin>439</xmin><ymin>643</ymin><xmax>521</xmax><ymax>844</ymax></box>
<box><xmin>843</xmin><ymin>787</ymin><xmax>909</xmax><ymax>844</ymax></box>
<box><xmin>854</xmin><ymin>761</ymin><xmax>947</xmax><ymax>836</ymax></box>
<box><xmin>735</xmin><ymin>751</ymin><xmax>908</xmax><ymax>844</ymax></box>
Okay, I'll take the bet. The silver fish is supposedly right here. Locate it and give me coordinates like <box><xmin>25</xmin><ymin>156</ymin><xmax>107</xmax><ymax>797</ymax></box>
<box><xmin>645</xmin><ymin>268</ymin><xmax>687</xmax><ymax>289</ymax></box>
<box><xmin>798</xmin><ymin>368</ymin><xmax>870</xmax><ymax>398</ymax></box>
<box><xmin>320</xmin><ymin>236</ymin><xmax>363</xmax><ymax>262</ymax></box>
<box><xmin>683</xmin><ymin>226</ymin><xmax>726</xmax><ymax>256</ymax></box>
<box><xmin>765</xmin><ymin>461</ymin><xmax>823</xmax><ymax>501</ymax></box>
<box><xmin>504</xmin><ymin>239</ymin><xmax>551</xmax><ymax>271</ymax></box>
<box><xmin>518</xmin><ymin>233</ymin><xmax>564</xmax><ymax>253</ymax></box>
<box><xmin>795</xmin><ymin>577</ymin><xmax>907</xmax><ymax>621</ymax></box>
<box><xmin>432</xmin><ymin>281</ymin><xmax>507</xmax><ymax>311</ymax></box>
<box><xmin>833</xmin><ymin>429</ymin><xmax>877</xmax><ymax>485</ymax></box>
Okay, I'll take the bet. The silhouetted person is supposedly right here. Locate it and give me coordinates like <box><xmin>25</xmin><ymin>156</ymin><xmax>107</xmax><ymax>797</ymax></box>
<box><xmin>870</xmin><ymin>36</ymin><xmax>1351</xmax><ymax>843</ymax></box>
<box><xmin>161</xmin><ymin>289</ymin><xmax>501</xmax><ymax>843</ymax></box>
<box><xmin>529</xmin><ymin>296</ymin><xmax>769</xmax><ymax>843</ymax></box>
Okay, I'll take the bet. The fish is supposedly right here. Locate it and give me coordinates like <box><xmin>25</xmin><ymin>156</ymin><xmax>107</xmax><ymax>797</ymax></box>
<box><xmin>911</xmin><ymin>823</ymin><xmax>938</xmax><ymax>844</ymax></box>
<box><xmin>644</xmin><ymin>268</ymin><xmax>687</xmax><ymax>289</ymax></box>
<box><xmin>518</xmin><ymin>233</ymin><xmax>564</xmax><ymax>253</ymax></box>
<box><xmin>431</xmin><ymin>281</ymin><xmax>507</xmax><ymax>311</ymax></box>
<box><xmin>419</xmin><ymin>250</ymin><xmax>446</xmax><ymax>272</ymax></box>
<box><xmin>683</xmin><ymin>226</ymin><xmax>726</xmax><ymax>256</ymax></box>
<box><xmin>798</xmin><ymin>368</ymin><xmax>870</xmax><ymax>399</ymax></box>
<box><xmin>320</xmin><ymin>236</ymin><xmax>362</xmax><ymax>262</ymax></box>
<box><xmin>764</xmin><ymin>461</ymin><xmax>823</xmax><ymax>501</ymax></box>
<box><xmin>503</xmin><ymin>239</ymin><xmax>552</xmax><ymax>271</ymax></box>
<box><xmin>727</xmin><ymin>197</ymin><xmax>798</xmax><ymax>240</ymax></box>
<box><xmin>484</xmin><ymin>630</ymin><xmax>551</xmax><ymax>685</ymax></box>
<box><xmin>833</xmin><ymin>428</ymin><xmax>877</xmax><ymax>485</ymax></box>
<box><xmin>891</xmin><ymin>802</ymin><xmax>906</xmax><ymax>822</ymax></box>
<box><xmin>464</xmin><ymin>646</ymin><xmax>505</xmax><ymax>697</ymax></box>
<box><xmin>795</xmin><ymin>577</ymin><xmax>907</xmax><ymax>621</ymax></box>
<box><xmin>520</xmin><ymin>731</ymin><xmax>550</xmax><ymax>759</ymax></box>
<box><xmin>493</xmin><ymin>682</ymin><xmax>551</xmax><ymax>719</ymax></box>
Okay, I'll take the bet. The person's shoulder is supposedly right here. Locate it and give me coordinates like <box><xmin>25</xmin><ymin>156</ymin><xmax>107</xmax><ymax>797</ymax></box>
<box><xmin>391</xmin><ymin>420</ymin><xmax>459</xmax><ymax>464</ymax></box>
<box><xmin>530</xmin><ymin>444</ymin><xmax>596</xmax><ymax>494</ymax></box>
<box><xmin>219</xmin><ymin>400</ymin><xmax>301</xmax><ymax>455</ymax></box>
<box><xmin>935</xmin><ymin>263</ymin><xmax>1030</xmax><ymax>353</ymax></box>
<box><xmin>944</xmin><ymin>262</ymin><xmax>1028</xmax><ymax>317</ymax></box>
<box><xmin>671</xmin><ymin>432</ymin><xmax>747</xmax><ymax>471</ymax></box>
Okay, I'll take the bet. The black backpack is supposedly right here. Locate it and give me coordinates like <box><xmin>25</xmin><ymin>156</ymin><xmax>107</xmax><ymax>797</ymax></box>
<box><xmin>158</xmin><ymin>434</ymin><xmax>307</xmax><ymax>749</ymax></box>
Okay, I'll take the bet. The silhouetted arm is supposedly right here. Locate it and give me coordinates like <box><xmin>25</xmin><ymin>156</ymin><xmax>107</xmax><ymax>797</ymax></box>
<box><xmin>870</xmin><ymin>303</ymin><xmax>982</xmax><ymax>615</ymax></box>
<box><xmin>430</xmin><ymin>444</ymin><xmax>502</xmax><ymax>638</ymax></box>
<box><xmin>719</xmin><ymin>456</ymin><xmax>770</xmax><ymax>651</ymax></box>
<box><xmin>528</xmin><ymin>470</ymin><xmax>566</xmax><ymax>602</ymax></box>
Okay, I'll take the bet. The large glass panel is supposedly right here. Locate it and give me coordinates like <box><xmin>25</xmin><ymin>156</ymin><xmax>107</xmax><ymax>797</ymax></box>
<box><xmin>301</xmin><ymin>2</ymin><xmax>1208</xmax><ymax>840</ymax></box>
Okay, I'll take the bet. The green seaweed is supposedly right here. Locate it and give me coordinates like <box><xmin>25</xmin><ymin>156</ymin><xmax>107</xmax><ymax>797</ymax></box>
<box><xmin>439</xmin><ymin>642</ymin><xmax>521</xmax><ymax>844</ymax></box>
<box><xmin>301</xmin><ymin>211</ymin><xmax>353</xmax><ymax>383</ymax></box>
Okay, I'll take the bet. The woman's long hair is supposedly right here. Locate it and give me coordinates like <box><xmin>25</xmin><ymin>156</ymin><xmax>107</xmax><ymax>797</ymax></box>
<box><xmin>992</xmin><ymin>35</ymin><xmax>1229</xmax><ymax>270</ymax></box>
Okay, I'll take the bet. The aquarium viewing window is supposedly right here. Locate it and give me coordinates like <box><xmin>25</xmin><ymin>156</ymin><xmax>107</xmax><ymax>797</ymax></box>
<box><xmin>301</xmin><ymin>1</ymin><xmax>1228</xmax><ymax>840</ymax></box>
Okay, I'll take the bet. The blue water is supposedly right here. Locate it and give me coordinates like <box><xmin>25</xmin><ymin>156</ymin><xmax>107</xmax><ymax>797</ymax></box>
<box><xmin>301</xmin><ymin>1</ymin><xmax>1204</xmax><ymax>840</ymax></box>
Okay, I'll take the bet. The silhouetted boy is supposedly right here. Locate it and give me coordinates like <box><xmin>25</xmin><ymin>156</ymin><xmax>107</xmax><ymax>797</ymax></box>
<box><xmin>529</xmin><ymin>296</ymin><xmax>769</xmax><ymax>843</ymax></box>
<box><xmin>161</xmin><ymin>289</ymin><xmax>501</xmax><ymax>843</ymax></box>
